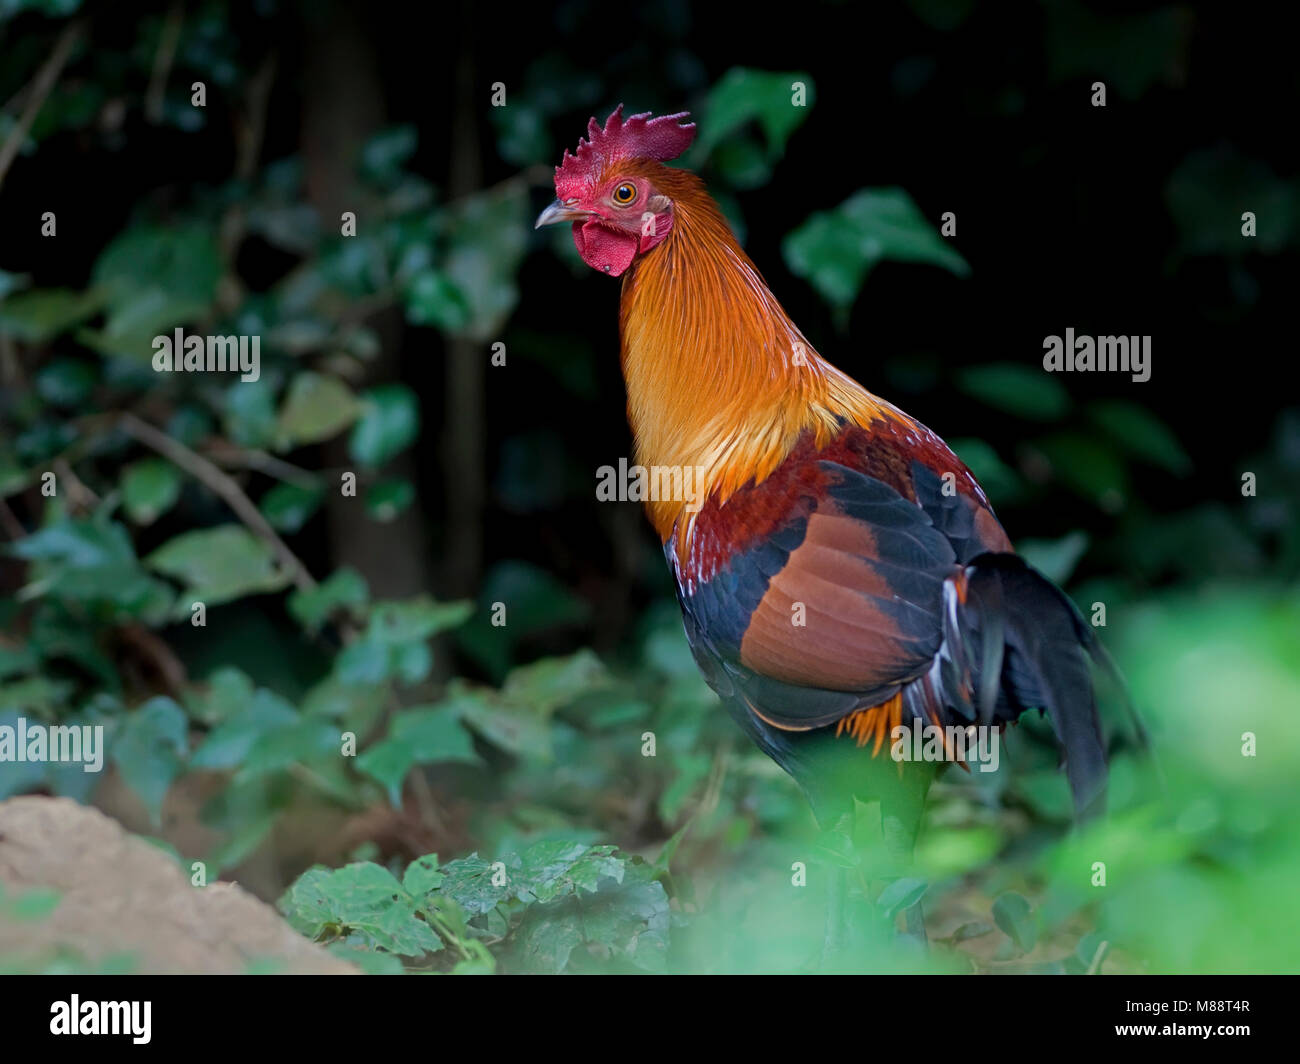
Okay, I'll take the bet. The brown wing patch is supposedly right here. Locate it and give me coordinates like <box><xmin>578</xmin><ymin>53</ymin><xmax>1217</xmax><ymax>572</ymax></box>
<box><xmin>737</xmin><ymin>508</ymin><xmax>941</xmax><ymax>690</ymax></box>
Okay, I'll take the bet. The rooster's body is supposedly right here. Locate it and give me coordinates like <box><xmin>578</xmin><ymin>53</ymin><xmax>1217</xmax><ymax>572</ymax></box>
<box><xmin>537</xmin><ymin>107</ymin><xmax>1107</xmax><ymax>859</ymax></box>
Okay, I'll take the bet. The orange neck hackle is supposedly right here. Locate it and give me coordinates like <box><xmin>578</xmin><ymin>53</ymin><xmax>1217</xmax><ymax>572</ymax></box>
<box><xmin>617</xmin><ymin>164</ymin><xmax>895</xmax><ymax>550</ymax></box>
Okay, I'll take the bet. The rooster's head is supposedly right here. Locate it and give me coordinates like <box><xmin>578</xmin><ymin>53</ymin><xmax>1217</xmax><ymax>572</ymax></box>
<box><xmin>534</xmin><ymin>104</ymin><xmax>696</xmax><ymax>277</ymax></box>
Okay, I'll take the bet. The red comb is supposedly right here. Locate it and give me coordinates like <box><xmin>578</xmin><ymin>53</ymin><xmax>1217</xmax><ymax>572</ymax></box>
<box><xmin>555</xmin><ymin>105</ymin><xmax>696</xmax><ymax>198</ymax></box>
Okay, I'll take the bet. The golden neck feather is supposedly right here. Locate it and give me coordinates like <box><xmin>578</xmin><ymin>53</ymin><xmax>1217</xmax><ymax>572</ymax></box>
<box><xmin>617</xmin><ymin>167</ymin><xmax>890</xmax><ymax>545</ymax></box>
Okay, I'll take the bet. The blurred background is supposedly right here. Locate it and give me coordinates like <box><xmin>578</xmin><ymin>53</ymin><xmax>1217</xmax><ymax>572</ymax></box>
<box><xmin>0</xmin><ymin>0</ymin><xmax>1297</xmax><ymax>973</ymax></box>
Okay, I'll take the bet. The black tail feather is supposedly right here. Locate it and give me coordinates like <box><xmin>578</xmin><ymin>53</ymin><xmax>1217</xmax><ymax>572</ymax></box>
<box><xmin>964</xmin><ymin>553</ymin><xmax>1108</xmax><ymax>821</ymax></box>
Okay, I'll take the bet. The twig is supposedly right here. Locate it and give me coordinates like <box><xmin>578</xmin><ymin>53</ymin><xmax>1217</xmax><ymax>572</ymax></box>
<box><xmin>1085</xmin><ymin>939</ymin><xmax>1109</xmax><ymax>975</ymax></box>
<box><xmin>116</xmin><ymin>412</ymin><xmax>318</xmax><ymax>592</ymax></box>
<box><xmin>145</xmin><ymin>3</ymin><xmax>184</xmax><ymax>124</ymax></box>
<box><xmin>0</xmin><ymin>19</ymin><xmax>84</xmax><ymax>193</ymax></box>
<box><xmin>200</xmin><ymin>441</ymin><xmax>322</xmax><ymax>491</ymax></box>
<box><xmin>52</xmin><ymin>457</ymin><xmax>100</xmax><ymax>511</ymax></box>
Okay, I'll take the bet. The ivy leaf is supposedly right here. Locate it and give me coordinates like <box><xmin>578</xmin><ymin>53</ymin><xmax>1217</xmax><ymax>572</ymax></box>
<box><xmin>1017</xmin><ymin>530</ymin><xmax>1090</xmax><ymax>586</ymax></box>
<box><xmin>693</xmin><ymin>67</ymin><xmax>815</xmax><ymax>161</ymax></box>
<box><xmin>112</xmin><ymin>696</ymin><xmax>188</xmax><ymax>825</ymax></box>
<box><xmin>365</xmin><ymin>596</ymin><xmax>474</xmax><ymax>644</ymax></box>
<box><xmin>0</xmin><ymin>288</ymin><xmax>103</xmax><ymax>344</ymax></box>
<box><xmin>1088</xmin><ymin>400</ymin><xmax>1192</xmax><ymax>476</ymax></box>
<box><xmin>364</xmin><ymin>478</ymin><xmax>414</xmax><ymax>522</ymax></box>
<box><xmin>145</xmin><ymin>525</ymin><xmax>291</xmax><ymax>609</ymax></box>
<box><xmin>438</xmin><ymin>183</ymin><xmax>529</xmax><ymax>341</ymax></box>
<box><xmin>276</xmin><ymin>371</ymin><xmax>360</xmax><ymax>448</ymax></box>
<box><xmin>508</xmin><ymin>864</ymin><xmax>670</xmax><ymax>973</ymax></box>
<box><xmin>401</xmin><ymin>855</ymin><xmax>444</xmax><ymax>898</ymax></box>
<box><xmin>259</xmin><ymin>481</ymin><xmax>324</xmax><ymax>533</ymax></box>
<box><xmin>279</xmin><ymin>863</ymin><xmax>443</xmax><ymax>957</ymax></box>
<box><xmin>876</xmin><ymin>877</ymin><xmax>929</xmax><ymax>919</ymax></box>
<box><xmin>356</xmin><ymin>705</ymin><xmax>481</xmax><ymax>806</ymax></box>
<box><xmin>287</xmin><ymin>567</ymin><xmax>369</xmax><ymax>634</ymax></box>
<box><xmin>501</xmin><ymin>649</ymin><xmax>609</xmax><ymax>714</ymax></box>
<box><xmin>403</xmin><ymin>270</ymin><xmax>471</xmax><ymax>332</ymax></box>
<box><xmin>35</xmin><ymin>358</ymin><xmax>97</xmax><ymax>407</ymax></box>
<box><xmin>121</xmin><ymin>458</ymin><xmax>182</xmax><ymax>525</ymax></box>
<box><xmin>436</xmin><ymin>854</ymin><xmax>511</xmax><ymax>916</ymax></box>
<box><xmin>784</xmin><ymin>188</ymin><xmax>969</xmax><ymax>321</ymax></box>
<box><xmin>348</xmin><ymin>384</ymin><xmax>420</xmax><ymax>468</ymax></box>
<box><xmin>10</xmin><ymin>515</ymin><xmax>169</xmax><ymax>616</ymax></box>
<box><xmin>992</xmin><ymin>891</ymin><xmax>1039</xmax><ymax>954</ymax></box>
<box><xmin>189</xmin><ymin>688</ymin><xmax>299</xmax><ymax>769</ymax></box>
<box><xmin>956</xmin><ymin>363</ymin><xmax>1072</xmax><ymax>421</ymax></box>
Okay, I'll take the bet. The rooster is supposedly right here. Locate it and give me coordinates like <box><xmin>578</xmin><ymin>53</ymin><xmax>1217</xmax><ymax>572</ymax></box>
<box><xmin>537</xmin><ymin>106</ymin><xmax>1110</xmax><ymax>943</ymax></box>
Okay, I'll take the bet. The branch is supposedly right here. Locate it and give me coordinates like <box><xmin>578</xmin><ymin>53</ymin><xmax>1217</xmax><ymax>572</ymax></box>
<box><xmin>116</xmin><ymin>412</ymin><xmax>318</xmax><ymax>592</ymax></box>
<box><xmin>200</xmin><ymin>440</ymin><xmax>322</xmax><ymax>491</ymax></box>
<box><xmin>145</xmin><ymin>4</ymin><xmax>184</xmax><ymax>124</ymax></box>
<box><xmin>0</xmin><ymin>19</ymin><xmax>84</xmax><ymax>193</ymax></box>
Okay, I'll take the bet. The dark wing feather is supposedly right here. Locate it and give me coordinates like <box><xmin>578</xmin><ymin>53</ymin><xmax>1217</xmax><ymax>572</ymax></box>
<box><xmin>676</xmin><ymin>458</ymin><xmax>957</xmax><ymax>730</ymax></box>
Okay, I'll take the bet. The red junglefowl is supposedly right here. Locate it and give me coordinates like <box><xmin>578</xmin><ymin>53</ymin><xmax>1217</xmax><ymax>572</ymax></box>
<box><xmin>537</xmin><ymin>106</ymin><xmax>1110</xmax><ymax>943</ymax></box>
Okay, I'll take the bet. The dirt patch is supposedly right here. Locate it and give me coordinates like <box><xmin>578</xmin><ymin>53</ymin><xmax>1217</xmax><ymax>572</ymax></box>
<box><xmin>0</xmin><ymin>795</ymin><xmax>354</xmax><ymax>974</ymax></box>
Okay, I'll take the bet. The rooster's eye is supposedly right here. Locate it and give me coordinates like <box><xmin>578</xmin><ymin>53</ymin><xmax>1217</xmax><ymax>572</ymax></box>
<box><xmin>612</xmin><ymin>183</ymin><xmax>637</xmax><ymax>205</ymax></box>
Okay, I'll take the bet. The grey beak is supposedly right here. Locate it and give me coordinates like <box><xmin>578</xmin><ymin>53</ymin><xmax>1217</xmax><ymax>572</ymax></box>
<box><xmin>534</xmin><ymin>199</ymin><xmax>595</xmax><ymax>229</ymax></box>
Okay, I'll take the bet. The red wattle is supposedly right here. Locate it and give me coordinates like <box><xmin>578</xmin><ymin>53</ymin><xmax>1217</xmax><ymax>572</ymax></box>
<box><xmin>572</xmin><ymin>220</ymin><xmax>639</xmax><ymax>277</ymax></box>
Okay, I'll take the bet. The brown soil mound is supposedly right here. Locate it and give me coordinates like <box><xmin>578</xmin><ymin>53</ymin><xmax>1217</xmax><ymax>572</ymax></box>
<box><xmin>0</xmin><ymin>796</ymin><xmax>354</xmax><ymax>974</ymax></box>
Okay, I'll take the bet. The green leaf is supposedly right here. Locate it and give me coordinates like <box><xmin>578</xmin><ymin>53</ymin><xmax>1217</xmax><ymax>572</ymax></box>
<box><xmin>694</xmin><ymin>67</ymin><xmax>815</xmax><ymax>162</ymax></box>
<box><xmin>438</xmin><ymin>183</ymin><xmax>530</xmax><ymax>341</ymax></box>
<box><xmin>190</xmin><ymin>688</ymin><xmax>298</xmax><ymax>770</ymax></box>
<box><xmin>453</xmin><ymin>688</ymin><xmax>552</xmax><ymax>759</ymax></box>
<box><xmin>348</xmin><ymin>384</ymin><xmax>420</xmax><ymax>468</ymax></box>
<box><xmin>276</xmin><ymin>372</ymin><xmax>360</xmax><ymax>448</ymax></box>
<box><xmin>10</xmin><ymin>515</ymin><xmax>169</xmax><ymax>615</ymax></box>
<box><xmin>948</xmin><ymin>437</ymin><xmax>1025</xmax><ymax>506</ymax></box>
<box><xmin>259</xmin><ymin>480</ymin><xmax>324</xmax><ymax>533</ymax></box>
<box><xmin>287</xmin><ymin>567</ymin><xmax>369</xmax><ymax>633</ymax></box>
<box><xmin>991</xmin><ymin>891</ymin><xmax>1039</xmax><ymax>953</ymax></box>
<box><xmin>514</xmin><ymin>841</ymin><xmax>625</xmax><ymax>903</ymax></box>
<box><xmin>121</xmin><ymin>458</ymin><xmax>182</xmax><ymax>525</ymax></box>
<box><xmin>0</xmin><ymin>288</ymin><xmax>102</xmax><ymax>343</ymax></box>
<box><xmin>237</xmin><ymin>717</ymin><xmax>340</xmax><ymax>778</ymax></box>
<box><xmin>364</xmin><ymin>478</ymin><xmax>414</xmax><ymax>522</ymax></box>
<box><xmin>454</xmin><ymin>561</ymin><xmax>592</xmax><ymax>679</ymax></box>
<box><xmin>145</xmin><ymin>525</ymin><xmax>291</xmax><ymax>608</ymax></box>
<box><xmin>357</xmin><ymin>705</ymin><xmax>481</xmax><ymax>805</ymax></box>
<box><xmin>876</xmin><ymin>877</ymin><xmax>929</xmax><ymax>918</ymax></box>
<box><xmin>92</xmin><ymin>222</ymin><xmax>221</xmax><ymax>311</ymax></box>
<box><xmin>224</xmin><ymin>378</ymin><xmax>278</xmax><ymax>449</ymax></box>
<box><xmin>1032</xmin><ymin>432</ymin><xmax>1128</xmax><ymax>508</ymax></box>
<box><xmin>501</xmin><ymin>649</ymin><xmax>608</xmax><ymax>714</ymax></box>
<box><xmin>508</xmin><ymin>863</ymin><xmax>670</xmax><ymax>973</ymax></box>
<box><xmin>1087</xmin><ymin>400</ymin><xmax>1192</xmax><ymax>476</ymax></box>
<box><xmin>1018</xmin><ymin>530</ymin><xmax>1090</xmax><ymax>586</ymax></box>
<box><xmin>955</xmin><ymin>363</ymin><xmax>1072</xmax><ymax>421</ymax></box>
<box><xmin>784</xmin><ymin>188</ymin><xmax>969</xmax><ymax>320</ymax></box>
<box><xmin>0</xmin><ymin>269</ymin><xmax>30</xmax><ymax>300</ymax></box>
<box><xmin>401</xmin><ymin>854</ymin><xmax>444</xmax><ymax>898</ymax></box>
<box><xmin>279</xmin><ymin>863</ymin><xmax>443</xmax><ymax>957</ymax></box>
<box><xmin>436</xmin><ymin>854</ymin><xmax>510</xmax><ymax>916</ymax></box>
<box><xmin>403</xmin><ymin>270</ymin><xmax>471</xmax><ymax>332</ymax></box>
<box><xmin>813</xmin><ymin>827</ymin><xmax>860</xmax><ymax>869</ymax></box>
<box><xmin>360</xmin><ymin>125</ymin><xmax>418</xmax><ymax>186</ymax></box>
<box><xmin>35</xmin><ymin>358</ymin><xmax>97</xmax><ymax>407</ymax></box>
<box><xmin>365</xmin><ymin>596</ymin><xmax>473</xmax><ymax>644</ymax></box>
<box><xmin>112</xmin><ymin>696</ymin><xmax>188</xmax><ymax>825</ymax></box>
